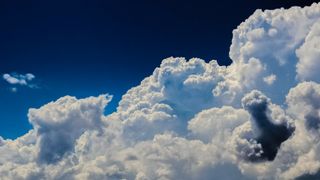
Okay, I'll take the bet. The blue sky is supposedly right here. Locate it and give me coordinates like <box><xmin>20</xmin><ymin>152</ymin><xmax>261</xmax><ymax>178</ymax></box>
<box><xmin>0</xmin><ymin>0</ymin><xmax>316</xmax><ymax>139</ymax></box>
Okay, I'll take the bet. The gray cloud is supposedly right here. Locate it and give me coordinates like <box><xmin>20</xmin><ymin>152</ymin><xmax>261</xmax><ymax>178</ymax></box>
<box><xmin>241</xmin><ymin>90</ymin><xmax>294</xmax><ymax>161</ymax></box>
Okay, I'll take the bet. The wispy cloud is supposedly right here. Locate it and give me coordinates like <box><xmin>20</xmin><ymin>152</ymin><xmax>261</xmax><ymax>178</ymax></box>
<box><xmin>10</xmin><ymin>87</ymin><xmax>17</xmax><ymax>93</ymax></box>
<box><xmin>2</xmin><ymin>73</ymin><xmax>36</xmax><ymax>91</ymax></box>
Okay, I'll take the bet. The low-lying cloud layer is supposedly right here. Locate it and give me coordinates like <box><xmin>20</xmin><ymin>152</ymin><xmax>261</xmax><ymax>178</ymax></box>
<box><xmin>2</xmin><ymin>3</ymin><xmax>320</xmax><ymax>180</ymax></box>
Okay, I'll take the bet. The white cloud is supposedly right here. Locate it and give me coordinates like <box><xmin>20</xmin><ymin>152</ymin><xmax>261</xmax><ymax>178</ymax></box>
<box><xmin>3</xmin><ymin>74</ymin><xmax>27</xmax><ymax>85</ymax></box>
<box><xmin>28</xmin><ymin>94</ymin><xmax>112</xmax><ymax>164</ymax></box>
<box><xmin>226</xmin><ymin>2</ymin><xmax>320</xmax><ymax>104</ymax></box>
<box><xmin>1</xmin><ymin>2</ymin><xmax>320</xmax><ymax>180</ymax></box>
<box><xmin>2</xmin><ymin>73</ymin><xmax>36</xmax><ymax>91</ymax></box>
<box><xmin>25</xmin><ymin>73</ymin><xmax>35</xmax><ymax>81</ymax></box>
<box><xmin>296</xmin><ymin>22</ymin><xmax>320</xmax><ymax>81</ymax></box>
<box><xmin>188</xmin><ymin>106</ymin><xmax>249</xmax><ymax>143</ymax></box>
<box><xmin>263</xmin><ymin>74</ymin><xmax>277</xmax><ymax>85</ymax></box>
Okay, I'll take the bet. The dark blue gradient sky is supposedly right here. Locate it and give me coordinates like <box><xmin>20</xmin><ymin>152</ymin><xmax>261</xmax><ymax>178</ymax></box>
<box><xmin>0</xmin><ymin>0</ymin><xmax>317</xmax><ymax>139</ymax></box>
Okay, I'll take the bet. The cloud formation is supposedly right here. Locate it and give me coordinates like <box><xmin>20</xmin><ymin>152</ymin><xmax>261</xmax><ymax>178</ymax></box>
<box><xmin>240</xmin><ymin>90</ymin><xmax>294</xmax><ymax>161</ymax></box>
<box><xmin>2</xmin><ymin>73</ymin><xmax>36</xmax><ymax>91</ymax></box>
<box><xmin>1</xmin><ymin>2</ymin><xmax>320</xmax><ymax>180</ymax></box>
<box><xmin>28</xmin><ymin>94</ymin><xmax>112</xmax><ymax>164</ymax></box>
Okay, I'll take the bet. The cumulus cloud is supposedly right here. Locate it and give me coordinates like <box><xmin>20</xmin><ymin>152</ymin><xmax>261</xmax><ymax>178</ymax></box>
<box><xmin>2</xmin><ymin>2</ymin><xmax>320</xmax><ymax>180</ymax></box>
<box><xmin>296</xmin><ymin>22</ymin><xmax>320</xmax><ymax>81</ymax></box>
<box><xmin>28</xmin><ymin>94</ymin><xmax>112</xmax><ymax>164</ymax></box>
<box><xmin>2</xmin><ymin>73</ymin><xmax>36</xmax><ymax>91</ymax></box>
<box><xmin>263</xmin><ymin>74</ymin><xmax>276</xmax><ymax>85</ymax></box>
<box><xmin>188</xmin><ymin>106</ymin><xmax>249</xmax><ymax>143</ymax></box>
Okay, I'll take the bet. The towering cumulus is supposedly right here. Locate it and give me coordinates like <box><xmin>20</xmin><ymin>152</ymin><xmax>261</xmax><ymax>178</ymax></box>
<box><xmin>1</xmin><ymin>3</ymin><xmax>320</xmax><ymax>180</ymax></box>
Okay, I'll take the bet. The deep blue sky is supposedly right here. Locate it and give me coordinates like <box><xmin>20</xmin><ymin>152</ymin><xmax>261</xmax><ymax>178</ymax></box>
<box><xmin>0</xmin><ymin>0</ymin><xmax>317</xmax><ymax>139</ymax></box>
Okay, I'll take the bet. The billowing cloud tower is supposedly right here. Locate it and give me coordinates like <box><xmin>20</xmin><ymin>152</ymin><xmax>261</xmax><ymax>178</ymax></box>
<box><xmin>1</xmin><ymin>3</ymin><xmax>320</xmax><ymax>180</ymax></box>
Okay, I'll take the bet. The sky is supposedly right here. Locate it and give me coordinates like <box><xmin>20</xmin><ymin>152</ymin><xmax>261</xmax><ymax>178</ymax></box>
<box><xmin>0</xmin><ymin>0</ymin><xmax>317</xmax><ymax>139</ymax></box>
<box><xmin>2</xmin><ymin>1</ymin><xmax>320</xmax><ymax>179</ymax></box>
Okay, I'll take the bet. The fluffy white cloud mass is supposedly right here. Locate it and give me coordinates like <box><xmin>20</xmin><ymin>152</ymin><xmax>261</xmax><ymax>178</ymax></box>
<box><xmin>2</xmin><ymin>3</ymin><xmax>320</xmax><ymax>180</ymax></box>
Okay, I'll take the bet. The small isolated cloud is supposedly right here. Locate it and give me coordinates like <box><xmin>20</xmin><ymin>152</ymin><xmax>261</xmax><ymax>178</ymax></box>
<box><xmin>263</xmin><ymin>74</ymin><xmax>276</xmax><ymax>85</ymax></box>
<box><xmin>10</xmin><ymin>87</ymin><xmax>17</xmax><ymax>93</ymax></box>
<box><xmin>2</xmin><ymin>73</ymin><xmax>36</xmax><ymax>91</ymax></box>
